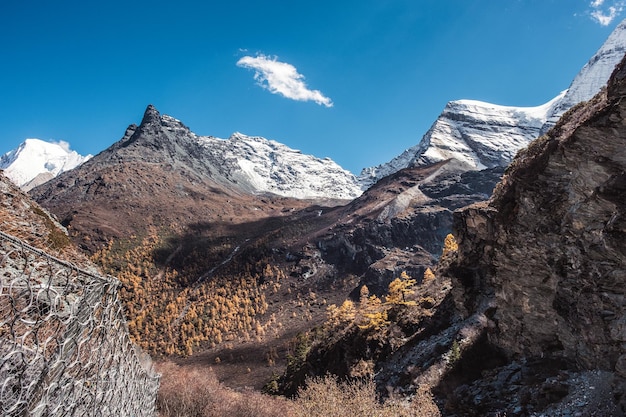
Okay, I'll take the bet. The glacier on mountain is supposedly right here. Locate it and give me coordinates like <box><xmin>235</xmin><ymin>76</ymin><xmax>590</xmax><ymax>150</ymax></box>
<box><xmin>0</xmin><ymin>139</ymin><xmax>92</xmax><ymax>191</ymax></box>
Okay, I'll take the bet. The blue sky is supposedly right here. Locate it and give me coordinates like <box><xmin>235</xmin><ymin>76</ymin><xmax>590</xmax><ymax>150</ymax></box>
<box><xmin>1</xmin><ymin>1</ymin><xmax>624</xmax><ymax>174</ymax></box>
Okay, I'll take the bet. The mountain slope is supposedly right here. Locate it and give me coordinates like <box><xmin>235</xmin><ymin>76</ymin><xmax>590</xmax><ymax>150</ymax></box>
<box><xmin>29</xmin><ymin>104</ymin><xmax>361</xmax><ymax>373</ymax></box>
<box><xmin>0</xmin><ymin>171</ymin><xmax>96</xmax><ymax>267</ymax></box>
<box><xmin>0</xmin><ymin>138</ymin><xmax>92</xmax><ymax>191</ymax></box>
<box><xmin>30</xmin><ymin>105</ymin><xmax>325</xmax><ymax>250</ymax></box>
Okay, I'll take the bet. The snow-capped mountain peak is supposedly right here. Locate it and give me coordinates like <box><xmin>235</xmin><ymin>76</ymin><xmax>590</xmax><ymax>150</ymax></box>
<box><xmin>360</xmin><ymin>18</ymin><xmax>626</xmax><ymax>189</ymax></box>
<box><xmin>358</xmin><ymin>92</ymin><xmax>565</xmax><ymax>189</ymax></box>
<box><xmin>107</xmin><ymin>105</ymin><xmax>362</xmax><ymax>200</ymax></box>
<box><xmin>0</xmin><ymin>139</ymin><xmax>92</xmax><ymax>191</ymax></box>
<box><xmin>542</xmin><ymin>18</ymin><xmax>626</xmax><ymax>132</ymax></box>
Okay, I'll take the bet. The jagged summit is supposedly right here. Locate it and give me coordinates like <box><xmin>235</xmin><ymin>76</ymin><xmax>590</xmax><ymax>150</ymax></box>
<box><xmin>141</xmin><ymin>103</ymin><xmax>160</xmax><ymax>125</ymax></box>
<box><xmin>113</xmin><ymin>105</ymin><xmax>195</xmax><ymax>154</ymax></box>
<box><xmin>136</xmin><ymin>104</ymin><xmax>193</xmax><ymax>136</ymax></box>
<box><xmin>133</xmin><ymin>105</ymin><xmax>363</xmax><ymax>200</ymax></box>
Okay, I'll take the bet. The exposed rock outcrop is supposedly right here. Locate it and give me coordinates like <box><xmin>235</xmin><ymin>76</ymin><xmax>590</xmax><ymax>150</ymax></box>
<box><xmin>446</xmin><ymin>54</ymin><xmax>626</xmax><ymax>410</ymax></box>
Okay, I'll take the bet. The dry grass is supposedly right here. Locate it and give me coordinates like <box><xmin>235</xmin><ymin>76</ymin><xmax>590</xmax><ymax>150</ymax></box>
<box><xmin>294</xmin><ymin>375</ymin><xmax>438</xmax><ymax>417</ymax></box>
<box><xmin>156</xmin><ymin>361</ymin><xmax>294</xmax><ymax>417</ymax></box>
<box><xmin>156</xmin><ymin>362</ymin><xmax>440</xmax><ymax>417</ymax></box>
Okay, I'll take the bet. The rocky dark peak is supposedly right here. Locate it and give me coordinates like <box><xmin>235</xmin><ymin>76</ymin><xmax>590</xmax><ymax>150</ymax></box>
<box><xmin>111</xmin><ymin>105</ymin><xmax>167</xmax><ymax>151</ymax></box>
<box><xmin>137</xmin><ymin>104</ymin><xmax>193</xmax><ymax>134</ymax></box>
<box><xmin>129</xmin><ymin>104</ymin><xmax>169</xmax><ymax>147</ymax></box>
<box><xmin>109</xmin><ymin>104</ymin><xmax>199</xmax><ymax>166</ymax></box>
<box><xmin>140</xmin><ymin>104</ymin><xmax>161</xmax><ymax>127</ymax></box>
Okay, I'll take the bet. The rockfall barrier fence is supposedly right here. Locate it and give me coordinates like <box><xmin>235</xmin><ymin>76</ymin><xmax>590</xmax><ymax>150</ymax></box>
<box><xmin>0</xmin><ymin>230</ymin><xmax>159</xmax><ymax>416</ymax></box>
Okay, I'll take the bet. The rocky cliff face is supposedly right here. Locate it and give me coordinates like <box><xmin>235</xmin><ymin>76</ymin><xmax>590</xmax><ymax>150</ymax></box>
<box><xmin>310</xmin><ymin>159</ymin><xmax>505</xmax><ymax>296</ymax></box>
<box><xmin>447</xmin><ymin>55</ymin><xmax>626</xmax><ymax>410</ymax></box>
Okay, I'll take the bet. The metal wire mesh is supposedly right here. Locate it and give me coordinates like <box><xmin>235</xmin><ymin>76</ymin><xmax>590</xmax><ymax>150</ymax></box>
<box><xmin>0</xmin><ymin>230</ymin><xmax>160</xmax><ymax>416</ymax></box>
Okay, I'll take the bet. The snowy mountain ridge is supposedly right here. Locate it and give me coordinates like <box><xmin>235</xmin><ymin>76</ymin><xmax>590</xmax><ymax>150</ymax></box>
<box><xmin>213</xmin><ymin>132</ymin><xmax>361</xmax><ymax>200</ymax></box>
<box><xmin>2</xmin><ymin>108</ymin><xmax>362</xmax><ymax>200</ymax></box>
<box><xmin>0</xmin><ymin>139</ymin><xmax>92</xmax><ymax>191</ymax></box>
<box><xmin>359</xmin><ymin>18</ymin><xmax>626</xmax><ymax>189</ymax></box>
<box><xmin>541</xmin><ymin>18</ymin><xmax>626</xmax><ymax>133</ymax></box>
<box><xmin>358</xmin><ymin>93</ymin><xmax>564</xmax><ymax>189</ymax></box>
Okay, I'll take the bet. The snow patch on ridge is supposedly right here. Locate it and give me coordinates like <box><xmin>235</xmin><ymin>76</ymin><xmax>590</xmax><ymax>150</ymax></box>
<box><xmin>542</xmin><ymin>18</ymin><xmax>626</xmax><ymax>132</ymax></box>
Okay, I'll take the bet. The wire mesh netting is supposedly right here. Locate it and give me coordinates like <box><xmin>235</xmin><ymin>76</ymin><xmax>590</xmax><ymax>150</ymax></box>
<box><xmin>0</xmin><ymin>230</ymin><xmax>160</xmax><ymax>416</ymax></box>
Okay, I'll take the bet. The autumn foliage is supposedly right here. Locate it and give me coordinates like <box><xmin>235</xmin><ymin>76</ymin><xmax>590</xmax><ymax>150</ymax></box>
<box><xmin>92</xmin><ymin>230</ymin><xmax>285</xmax><ymax>356</ymax></box>
<box><xmin>442</xmin><ymin>233</ymin><xmax>458</xmax><ymax>256</ymax></box>
<box><xmin>325</xmin><ymin>271</ymin><xmax>418</xmax><ymax>333</ymax></box>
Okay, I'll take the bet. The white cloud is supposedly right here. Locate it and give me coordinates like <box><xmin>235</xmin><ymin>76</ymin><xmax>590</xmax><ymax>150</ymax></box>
<box><xmin>53</xmin><ymin>140</ymin><xmax>71</xmax><ymax>152</ymax></box>
<box><xmin>589</xmin><ymin>0</ymin><xmax>625</xmax><ymax>25</ymax></box>
<box><xmin>237</xmin><ymin>54</ymin><xmax>333</xmax><ymax>107</ymax></box>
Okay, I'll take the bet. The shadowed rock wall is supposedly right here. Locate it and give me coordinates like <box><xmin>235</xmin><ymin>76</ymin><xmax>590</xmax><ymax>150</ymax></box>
<box><xmin>449</xmin><ymin>56</ymin><xmax>626</xmax><ymax>403</ymax></box>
